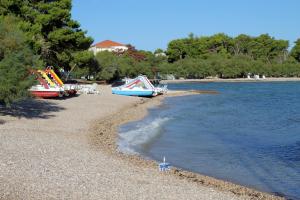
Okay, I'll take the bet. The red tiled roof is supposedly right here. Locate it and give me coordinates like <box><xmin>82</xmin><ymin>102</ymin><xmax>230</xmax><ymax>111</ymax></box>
<box><xmin>92</xmin><ymin>40</ymin><xmax>125</xmax><ymax>48</ymax></box>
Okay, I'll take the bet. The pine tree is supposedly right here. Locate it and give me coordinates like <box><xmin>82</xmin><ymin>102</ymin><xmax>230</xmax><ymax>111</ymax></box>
<box><xmin>0</xmin><ymin>16</ymin><xmax>42</xmax><ymax>106</ymax></box>
<box><xmin>0</xmin><ymin>0</ymin><xmax>94</xmax><ymax>71</ymax></box>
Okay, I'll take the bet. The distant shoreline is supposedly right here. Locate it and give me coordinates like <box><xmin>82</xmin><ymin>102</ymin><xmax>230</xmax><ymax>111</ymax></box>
<box><xmin>161</xmin><ymin>77</ymin><xmax>300</xmax><ymax>83</ymax></box>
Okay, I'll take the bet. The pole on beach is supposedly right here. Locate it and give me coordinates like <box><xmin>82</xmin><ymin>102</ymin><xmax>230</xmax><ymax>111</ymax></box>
<box><xmin>159</xmin><ymin>156</ymin><xmax>171</xmax><ymax>171</ymax></box>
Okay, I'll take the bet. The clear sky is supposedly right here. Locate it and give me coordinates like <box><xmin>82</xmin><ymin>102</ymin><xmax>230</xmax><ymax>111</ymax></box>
<box><xmin>71</xmin><ymin>0</ymin><xmax>299</xmax><ymax>51</ymax></box>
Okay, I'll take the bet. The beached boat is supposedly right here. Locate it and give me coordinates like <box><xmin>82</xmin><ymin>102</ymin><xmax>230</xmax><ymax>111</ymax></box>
<box><xmin>112</xmin><ymin>75</ymin><xmax>158</xmax><ymax>97</ymax></box>
<box><xmin>29</xmin><ymin>74</ymin><xmax>64</xmax><ymax>98</ymax></box>
<box><xmin>29</xmin><ymin>68</ymin><xmax>65</xmax><ymax>98</ymax></box>
<box><xmin>112</xmin><ymin>87</ymin><xmax>155</xmax><ymax>96</ymax></box>
<box><xmin>29</xmin><ymin>85</ymin><xmax>64</xmax><ymax>98</ymax></box>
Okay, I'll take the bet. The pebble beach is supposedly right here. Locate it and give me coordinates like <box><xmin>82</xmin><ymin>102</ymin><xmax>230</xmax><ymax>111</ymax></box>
<box><xmin>0</xmin><ymin>85</ymin><xmax>282</xmax><ymax>200</ymax></box>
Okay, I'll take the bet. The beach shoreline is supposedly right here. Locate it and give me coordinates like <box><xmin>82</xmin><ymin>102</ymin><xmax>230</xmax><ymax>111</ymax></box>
<box><xmin>90</xmin><ymin>90</ymin><xmax>283</xmax><ymax>200</ymax></box>
<box><xmin>0</xmin><ymin>86</ymin><xmax>284</xmax><ymax>199</ymax></box>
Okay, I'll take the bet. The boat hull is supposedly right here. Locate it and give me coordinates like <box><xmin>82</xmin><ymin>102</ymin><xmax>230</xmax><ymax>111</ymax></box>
<box><xmin>112</xmin><ymin>89</ymin><xmax>154</xmax><ymax>97</ymax></box>
<box><xmin>31</xmin><ymin>91</ymin><xmax>61</xmax><ymax>98</ymax></box>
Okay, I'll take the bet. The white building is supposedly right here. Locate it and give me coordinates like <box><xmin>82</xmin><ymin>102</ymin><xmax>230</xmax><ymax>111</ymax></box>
<box><xmin>155</xmin><ymin>52</ymin><xmax>167</xmax><ymax>57</ymax></box>
<box><xmin>89</xmin><ymin>40</ymin><xmax>128</xmax><ymax>55</ymax></box>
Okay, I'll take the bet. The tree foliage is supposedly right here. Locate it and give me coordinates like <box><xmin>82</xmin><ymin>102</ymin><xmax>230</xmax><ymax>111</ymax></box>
<box><xmin>0</xmin><ymin>0</ymin><xmax>93</xmax><ymax>105</ymax></box>
<box><xmin>166</xmin><ymin>33</ymin><xmax>289</xmax><ymax>63</ymax></box>
<box><xmin>291</xmin><ymin>39</ymin><xmax>300</xmax><ymax>62</ymax></box>
<box><xmin>0</xmin><ymin>16</ymin><xmax>42</xmax><ymax>106</ymax></box>
<box><xmin>0</xmin><ymin>0</ymin><xmax>94</xmax><ymax>71</ymax></box>
<box><xmin>94</xmin><ymin>49</ymin><xmax>166</xmax><ymax>82</ymax></box>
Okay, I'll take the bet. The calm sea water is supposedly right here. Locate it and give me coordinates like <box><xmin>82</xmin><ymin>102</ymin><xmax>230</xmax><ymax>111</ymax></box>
<box><xmin>118</xmin><ymin>82</ymin><xmax>300</xmax><ymax>199</ymax></box>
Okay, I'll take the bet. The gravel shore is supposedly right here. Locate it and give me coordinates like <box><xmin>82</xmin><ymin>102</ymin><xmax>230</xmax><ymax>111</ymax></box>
<box><xmin>0</xmin><ymin>85</ymin><xmax>282</xmax><ymax>199</ymax></box>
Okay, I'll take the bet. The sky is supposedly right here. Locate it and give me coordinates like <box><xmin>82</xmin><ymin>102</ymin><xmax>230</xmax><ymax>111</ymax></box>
<box><xmin>71</xmin><ymin>0</ymin><xmax>300</xmax><ymax>51</ymax></box>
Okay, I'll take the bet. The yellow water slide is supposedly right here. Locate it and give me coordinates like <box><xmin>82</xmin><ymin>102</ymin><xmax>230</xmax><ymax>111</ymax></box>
<box><xmin>47</xmin><ymin>69</ymin><xmax>64</xmax><ymax>86</ymax></box>
<box><xmin>37</xmin><ymin>70</ymin><xmax>56</xmax><ymax>87</ymax></box>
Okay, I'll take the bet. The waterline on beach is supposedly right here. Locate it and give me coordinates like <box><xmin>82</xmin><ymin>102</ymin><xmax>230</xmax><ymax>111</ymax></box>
<box><xmin>118</xmin><ymin>117</ymin><xmax>171</xmax><ymax>155</ymax></box>
<box><xmin>117</xmin><ymin>82</ymin><xmax>300</xmax><ymax>200</ymax></box>
<box><xmin>88</xmin><ymin>87</ymin><xmax>281</xmax><ymax>199</ymax></box>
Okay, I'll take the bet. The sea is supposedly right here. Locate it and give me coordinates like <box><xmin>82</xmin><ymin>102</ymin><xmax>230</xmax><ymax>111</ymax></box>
<box><xmin>118</xmin><ymin>82</ymin><xmax>300</xmax><ymax>199</ymax></box>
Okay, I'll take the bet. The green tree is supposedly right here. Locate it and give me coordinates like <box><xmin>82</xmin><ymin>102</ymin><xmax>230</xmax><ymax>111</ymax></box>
<box><xmin>95</xmin><ymin>51</ymin><xmax>119</xmax><ymax>81</ymax></box>
<box><xmin>206</xmin><ymin>33</ymin><xmax>233</xmax><ymax>56</ymax></box>
<box><xmin>291</xmin><ymin>39</ymin><xmax>300</xmax><ymax>62</ymax></box>
<box><xmin>118</xmin><ymin>55</ymin><xmax>138</xmax><ymax>77</ymax></box>
<box><xmin>0</xmin><ymin>0</ymin><xmax>93</xmax><ymax>71</ymax></box>
<box><xmin>0</xmin><ymin>16</ymin><xmax>42</xmax><ymax>106</ymax></box>
<box><xmin>166</xmin><ymin>39</ymin><xmax>187</xmax><ymax>62</ymax></box>
<box><xmin>248</xmin><ymin>34</ymin><xmax>288</xmax><ymax>62</ymax></box>
<box><xmin>232</xmin><ymin>34</ymin><xmax>252</xmax><ymax>56</ymax></box>
<box><xmin>154</xmin><ymin>48</ymin><xmax>164</xmax><ymax>54</ymax></box>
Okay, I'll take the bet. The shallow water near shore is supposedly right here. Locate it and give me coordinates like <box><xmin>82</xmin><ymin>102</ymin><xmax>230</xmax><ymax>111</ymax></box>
<box><xmin>118</xmin><ymin>82</ymin><xmax>300</xmax><ymax>199</ymax></box>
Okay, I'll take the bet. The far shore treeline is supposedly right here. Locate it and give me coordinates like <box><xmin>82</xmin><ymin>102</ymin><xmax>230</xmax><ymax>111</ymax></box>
<box><xmin>0</xmin><ymin>0</ymin><xmax>300</xmax><ymax>106</ymax></box>
<box><xmin>92</xmin><ymin>34</ymin><xmax>300</xmax><ymax>81</ymax></box>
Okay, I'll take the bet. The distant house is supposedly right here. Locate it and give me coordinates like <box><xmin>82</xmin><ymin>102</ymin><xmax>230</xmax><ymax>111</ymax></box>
<box><xmin>89</xmin><ymin>40</ymin><xmax>128</xmax><ymax>55</ymax></box>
